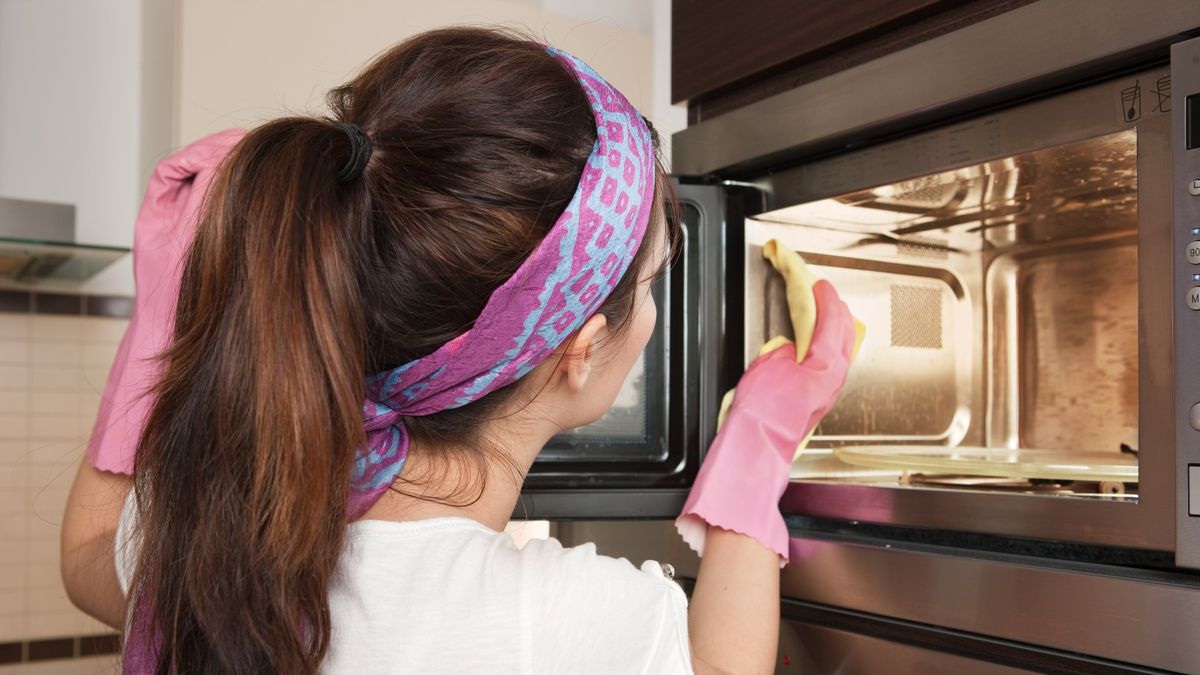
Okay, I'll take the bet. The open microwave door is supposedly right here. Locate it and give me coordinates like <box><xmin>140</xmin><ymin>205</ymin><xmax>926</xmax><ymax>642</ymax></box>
<box><xmin>515</xmin><ymin>180</ymin><xmax>733</xmax><ymax>519</ymax></box>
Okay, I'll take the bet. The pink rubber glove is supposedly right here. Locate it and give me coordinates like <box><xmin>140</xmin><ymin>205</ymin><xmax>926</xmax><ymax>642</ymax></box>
<box><xmin>85</xmin><ymin>129</ymin><xmax>246</xmax><ymax>475</ymax></box>
<box><xmin>676</xmin><ymin>280</ymin><xmax>856</xmax><ymax>566</ymax></box>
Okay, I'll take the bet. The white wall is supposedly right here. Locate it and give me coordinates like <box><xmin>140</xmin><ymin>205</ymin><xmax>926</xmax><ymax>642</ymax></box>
<box><xmin>651</xmin><ymin>0</ymin><xmax>687</xmax><ymax>166</ymax></box>
<box><xmin>175</xmin><ymin>0</ymin><xmax>659</xmax><ymax>145</ymax></box>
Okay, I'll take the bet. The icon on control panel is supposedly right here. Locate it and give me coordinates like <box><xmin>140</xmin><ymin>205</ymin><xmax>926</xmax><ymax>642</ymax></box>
<box><xmin>1121</xmin><ymin>81</ymin><xmax>1142</xmax><ymax>122</ymax></box>
<box><xmin>1153</xmin><ymin>76</ymin><xmax>1172</xmax><ymax>114</ymax></box>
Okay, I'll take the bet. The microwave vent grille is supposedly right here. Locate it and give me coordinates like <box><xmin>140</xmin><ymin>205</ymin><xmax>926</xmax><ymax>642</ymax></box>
<box><xmin>896</xmin><ymin>236</ymin><xmax>950</xmax><ymax>260</ymax></box>
<box><xmin>884</xmin><ymin>176</ymin><xmax>959</xmax><ymax>210</ymax></box>
<box><xmin>890</xmin><ymin>284</ymin><xmax>943</xmax><ymax>349</ymax></box>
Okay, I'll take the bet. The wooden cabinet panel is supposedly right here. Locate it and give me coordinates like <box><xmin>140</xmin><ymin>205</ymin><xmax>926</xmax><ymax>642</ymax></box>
<box><xmin>671</xmin><ymin>0</ymin><xmax>964</xmax><ymax>104</ymax></box>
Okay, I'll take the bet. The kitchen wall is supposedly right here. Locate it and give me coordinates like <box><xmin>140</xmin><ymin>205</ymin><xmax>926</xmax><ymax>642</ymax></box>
<box><xmin>0</xmin><ymin>293</ymin><xmax>128</xmax><ymax>671</ymax></box>
<box><xmin>0</xmin><ymin>0</ymin><xmax>683</xmax><ymax>295</ymax></box>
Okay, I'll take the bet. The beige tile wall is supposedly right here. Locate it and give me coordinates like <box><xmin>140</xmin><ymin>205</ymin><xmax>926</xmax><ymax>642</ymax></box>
<box><xmin>0</xmin><ymin>312</ymin><xmax>127</xmax><ymax>643</ymax></box>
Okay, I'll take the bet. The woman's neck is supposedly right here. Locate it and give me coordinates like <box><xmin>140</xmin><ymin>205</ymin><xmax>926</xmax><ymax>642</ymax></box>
<box><xmin>360</xmin><ymin>417</ymin><xmax>554</xmax><ymax>531</ymax></box>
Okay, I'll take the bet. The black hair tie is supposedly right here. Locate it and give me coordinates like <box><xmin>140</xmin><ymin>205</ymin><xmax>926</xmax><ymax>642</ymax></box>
<box><xmin>335</xmin><ymin>122</ymin><xmax>373</xmax><ymax>183</ymax></box>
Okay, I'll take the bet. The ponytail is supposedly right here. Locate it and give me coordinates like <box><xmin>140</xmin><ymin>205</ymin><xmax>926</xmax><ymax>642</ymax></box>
<box><xmin>130</xmin><ymin>118</ymin><xmax>370</xmax><ymax>673</ymax></box>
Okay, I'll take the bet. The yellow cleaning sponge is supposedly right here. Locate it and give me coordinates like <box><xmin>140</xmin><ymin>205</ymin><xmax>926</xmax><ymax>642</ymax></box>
<box><xmin>761</xmin><ymin>239</ymin><xmax>819</xmax><ymax>361</ymax></box>
<box><xmin>716</xmin><ymin>240</ymin><xmax>866</xmax><ymax>459</ymax></box>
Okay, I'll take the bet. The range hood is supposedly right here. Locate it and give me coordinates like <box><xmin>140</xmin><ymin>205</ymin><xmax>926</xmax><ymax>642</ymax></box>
<box><xmin>0</xmin><ymin>197</ymin><xmax>128</xmax><ymax>285</ymax></box>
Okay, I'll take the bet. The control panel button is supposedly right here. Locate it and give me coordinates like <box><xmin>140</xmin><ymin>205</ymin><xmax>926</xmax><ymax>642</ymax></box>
<box><xmin>1191</xmin><ymin>179</ymin><xmax>1200</xmax><ymax>195</ymax></box>
<box><xmin>1189</xmin><ymin>242</ymin><xmax>1200</xmax><ymax>264</ymax></box>
<box><xmin>1191</xmin><ymin>466</ymin><xmax>1200</xmax><ymax>516</ymax></box>
<box><xmin>1191</xmin><ymin>403</ymin><xmax>1200</xmax><ymax>431</ymax></box>
<box><xmin>1189</xmin><ymin>287</ymin><xmax>1200</xmax><ymax>310</ymax></box>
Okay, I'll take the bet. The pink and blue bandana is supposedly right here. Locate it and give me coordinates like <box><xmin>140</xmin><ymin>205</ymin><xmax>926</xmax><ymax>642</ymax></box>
<box><xmin>348</xmin><ymin>46</ymin><xmax>656</xmax><ymax>517</ymax></box>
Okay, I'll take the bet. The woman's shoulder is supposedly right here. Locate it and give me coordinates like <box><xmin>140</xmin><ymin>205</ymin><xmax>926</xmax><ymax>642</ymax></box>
<box><xmin>516</xmin><ymin>536</ymin><xmax>689</xmax><ymax>640</ymax></box>
<box><xmin>346</xmin><ymin>519</ymin><xmax>676</xmax><ymax>589</ymax></box>
<box><xmin>518</xmin><ymin>537</ymin><xmax>692</xmax><ymax>672</ymax></box>
<box><xmin>348</xmin><ymin>519</ymin><xmax>680</xmax><ymax>596</ymax></box>
<box><xmin>517</xmin><ymin>535</ymin><xmax>680</xmax><ymax>595</ymax></box>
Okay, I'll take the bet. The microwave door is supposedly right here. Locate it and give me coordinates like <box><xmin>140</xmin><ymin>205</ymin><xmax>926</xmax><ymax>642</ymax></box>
<box><xmin>515</xmin><ymin>180</ymin><xmax>731</xmax><ymax>519</ymax></box>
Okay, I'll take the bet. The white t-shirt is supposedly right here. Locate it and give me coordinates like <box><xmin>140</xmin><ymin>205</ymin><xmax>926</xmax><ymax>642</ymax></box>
<box><xmin>116</xmin><ymin>499</ymin><xmax>693</xmax><ymax>674</ymax></box>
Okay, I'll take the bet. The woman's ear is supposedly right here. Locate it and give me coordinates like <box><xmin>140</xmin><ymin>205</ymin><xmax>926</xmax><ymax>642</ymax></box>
<box><xmin>559</xmin><ymin>314</ymin><xmax>608</xmax><ymax>393</ymax></box>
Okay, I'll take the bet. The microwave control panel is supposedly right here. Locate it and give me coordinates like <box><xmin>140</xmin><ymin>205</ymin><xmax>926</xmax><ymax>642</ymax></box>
<box><xmin>1173</xmin><ymin>35</ymin><xmax>1200</xmax><ymax>566</ymax></box>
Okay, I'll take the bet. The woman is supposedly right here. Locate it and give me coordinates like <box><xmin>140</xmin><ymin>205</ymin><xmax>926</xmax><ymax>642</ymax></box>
<box><xmin>61</xmin><ymin>27</ymin><xmax>855</xmax><ymax>674</ymax></box>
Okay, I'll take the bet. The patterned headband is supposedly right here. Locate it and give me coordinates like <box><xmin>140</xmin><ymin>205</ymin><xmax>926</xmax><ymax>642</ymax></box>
<box><xmin>348</xmin><ymin>46</ymin><xmax>656</xmax><ymax>517</ymax></box>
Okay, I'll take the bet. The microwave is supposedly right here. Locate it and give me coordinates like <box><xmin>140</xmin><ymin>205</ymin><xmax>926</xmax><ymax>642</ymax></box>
<box><xmin>527</xmin><ymin>1</ymin><xmax>1200</xmax><ymax>672</ymax></box>
<box><xmin>669</xmin><ymin>1</ymin><xmax>1200</xmax><ymax>671</ymax></box>
<box><xmin>671</xmin><ymin>5</ymin><xmax>1200</xmax><ymax>560</ymax></box>
<box><xmin>531</xmin><ymin>2</ymin><xmax>1200</xmax><ymax>555</ymax></box>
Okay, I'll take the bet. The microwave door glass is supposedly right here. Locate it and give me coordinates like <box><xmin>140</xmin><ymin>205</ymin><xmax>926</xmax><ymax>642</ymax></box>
<box><xmin>535</xmin><ymin>280</ymin><xmax>669</xmax><ymax>464</ymax></box>
<box><xmin>542</xmin><ymin>351</ymin><xmax>650</xmax><ymax>452</ymax></box>
<box><xmin>748</xmin><ymin>129</ymin><xmax>1140</xmax><ymax>501</ymax></box>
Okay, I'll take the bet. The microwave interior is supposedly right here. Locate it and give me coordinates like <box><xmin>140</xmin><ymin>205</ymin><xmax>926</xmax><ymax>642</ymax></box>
<box><xmin>746</xmin><ymin>129</ymin><xmax>1141</xmax><ymax>502</ymax></box>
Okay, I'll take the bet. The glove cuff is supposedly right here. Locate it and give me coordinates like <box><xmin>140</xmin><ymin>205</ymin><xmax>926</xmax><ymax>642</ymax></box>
<box><xmin>675</xmin><ymin>420</ymin><xmax>793</xmax><ymax>566</ymax></box>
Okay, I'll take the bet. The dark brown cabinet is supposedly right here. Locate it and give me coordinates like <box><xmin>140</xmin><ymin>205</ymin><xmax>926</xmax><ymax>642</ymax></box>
<box><xmin>672</xmin><ymin>0</ymin><xmax>1032</xmax><ymax>121</ymax></box>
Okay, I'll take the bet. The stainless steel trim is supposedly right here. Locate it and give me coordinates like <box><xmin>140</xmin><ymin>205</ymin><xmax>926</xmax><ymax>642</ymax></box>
<box><xmin>757</xmin><ymin>70</ymin><xmax>1167</xmax><ymax>208</ymax></box>
<box><xmin>780</xmin><ymin>481</ymin><xmax>1170</xmax><ymax>550</ymax></box>
<box><xmin>778</xmin><ymin>622</ymin><xmax>1032</xmax><ymax>674</ymax></box>
<box><xmin>672</xmin><ymin>0</ymin><xmax>1200</xmax><ymax>176</ymax></box>
<box><xmin>783</xmin><ymin>536</ymin><xmax>1200</xmax><ymax>673</ymax></box>
<box><xmin>0</xmin><ymin>197</ymin><xmax>73</xmax><ymax>242</ymax></box>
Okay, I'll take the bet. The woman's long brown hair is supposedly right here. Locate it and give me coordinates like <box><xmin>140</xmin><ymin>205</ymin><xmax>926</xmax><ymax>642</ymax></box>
<box><xmin>130</xmin><ymin>27</ymin><xmax>679</xmax><ymax>673</ymax></box>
